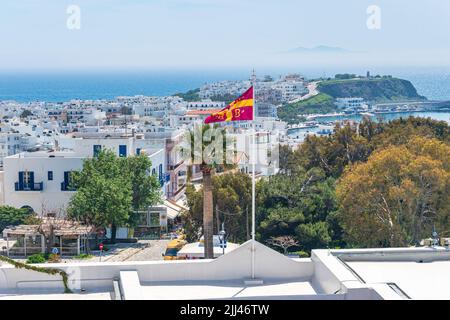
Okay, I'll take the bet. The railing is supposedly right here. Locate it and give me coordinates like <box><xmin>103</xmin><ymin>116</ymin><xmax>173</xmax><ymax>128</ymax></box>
<box><xmin>61</xmin><ymin>182</ymin><xmax>77</xmax><ymax>191</ymax></box>
<box><xmin>14</xmin><ymin>182</ymin><xmax>43</xmax><ymax>191</ymax></box>
<box><xmin>168</xmin><ymin>161</ymin><xmax>184</xmax><ymax>171</ymax></box>
<box><xmin>167</xmin><ymin>184</ymin><xmax>186</xmax><ymax>199</ymax></box>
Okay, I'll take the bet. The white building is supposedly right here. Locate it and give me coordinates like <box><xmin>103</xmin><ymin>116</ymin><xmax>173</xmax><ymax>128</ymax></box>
<box><xmin>335</xmin><ymin>97</ymin><xmax>367</xmax><ymax>110</ymax></box>
<box><xmin>0</xmin><ymin>139</ymin><xmax>167</xmax><ymax>216</ymax></box>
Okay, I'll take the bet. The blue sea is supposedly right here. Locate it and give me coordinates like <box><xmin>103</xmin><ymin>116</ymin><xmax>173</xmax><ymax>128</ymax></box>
<box><xmin>0</xmin><ymin>70</ymin><xmax>251</xmax><ymax>103</ymax></box>
<box><xmin>0</xmin><ymin>67</ymin><xmax>449</xmax><ymax>103</ymax></box>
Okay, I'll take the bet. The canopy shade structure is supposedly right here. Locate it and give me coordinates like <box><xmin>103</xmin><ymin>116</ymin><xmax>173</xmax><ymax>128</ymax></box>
<box><xmin>3</xmin><ymin>218</ymin><xmax>95</xmax><ymax>237</ymax></box>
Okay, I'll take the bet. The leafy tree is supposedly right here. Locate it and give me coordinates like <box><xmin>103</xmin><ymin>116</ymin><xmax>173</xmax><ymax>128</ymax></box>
<box><xmin>124</xmin><ymin>155</ymin><xmax>162</xmax><ymax>225</ymax></box>
<box><xmin>68</xmin><ymin>150</ymin><xmax>132</xmax><ymax>243</ymax></box>
<box><xmin>296</xmin><ymin>221</ymin><xmax>332</xmax><ymax>252</ymax></box>
<box><xmin>294</xmin><ymin>123</ymin><xmax>371</xmax><ymax>177</ymax></box>
<box><xmin>336</xmin><ymin>136</ymin><xmax>450</xmax><ymax>247</ymax></box>
<box><xmin>370</xmin><ymin>117</ymin><xmax>450</xmax><ymax>147</ymax></box>
<box><xmin>0</xmin><ymin>206</ymin><xmax>35</xmax><ymax>232</ymax></box>
<box><xmin>266</xmin><ymin>236</ymin><xmax>299</xmax><ymax>255</ymax></box>
<box><xmin>182</xmin><ymin>172</ymin><xmax>250</xmax><ymax>243</ymax></box>
<box><xmin>257</xmin><ymin>168</ymin><xmax>340</xmax><ymax>253</ymax></box>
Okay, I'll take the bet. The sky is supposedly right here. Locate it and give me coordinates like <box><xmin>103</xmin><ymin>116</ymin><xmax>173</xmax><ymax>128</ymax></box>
<box><xmin>1</xmin><ymin>0</ymin><xmax>450</xmax><ymax>71</ymax></box>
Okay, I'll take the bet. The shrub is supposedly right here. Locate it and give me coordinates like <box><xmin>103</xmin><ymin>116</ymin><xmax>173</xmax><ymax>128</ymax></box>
<box><xmin>47</xmin><ymin>253</ymin><xmax>61</xmax><ymax>263</ymax></box>
<box><xmin>26</xmin><ymin>253</ymin><xmax>46</xmax><ymax>264</ymax></box>
<box><xmin>291</xmin><ymin>251</ymin><xmax>310</xmax><ymax>258</ymax></box>
<box><xmin>74</xmin><ymin>253</ymin><xmax>93</xmax><ymax>260</ymax></box>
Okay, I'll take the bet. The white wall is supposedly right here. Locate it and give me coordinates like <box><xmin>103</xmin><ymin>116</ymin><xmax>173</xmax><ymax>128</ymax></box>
<box><xmin>3</xmin><ymin>154</ymin><xmax>84</xmax><ymax>215</ymax></box>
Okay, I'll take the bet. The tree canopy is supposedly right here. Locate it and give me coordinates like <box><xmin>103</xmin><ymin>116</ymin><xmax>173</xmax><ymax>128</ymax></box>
<box><xmin>182</xmin><ymin>116</ymin><xmax>450</xmax><ymax>254</ymax></box>
<box><xmin>337</xmin><ymin>136</ymin><xmax>450</xmax><ymax>247</ymax></box>
<box><xmin>0</xmin><ymin>206</ymin><xmax>37</xmax><ymax>232</ymax></box>
<box><xmin>67</xmin><ymin>150</ymin><xmax>161</xmax><ymax>242</ymax></box>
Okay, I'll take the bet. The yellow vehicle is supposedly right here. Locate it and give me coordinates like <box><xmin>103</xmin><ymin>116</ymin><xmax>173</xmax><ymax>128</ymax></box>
<box><xmin>163</xmin><ymin>236</ymin><xmax>187</xmax><ymax>260</ymax></box>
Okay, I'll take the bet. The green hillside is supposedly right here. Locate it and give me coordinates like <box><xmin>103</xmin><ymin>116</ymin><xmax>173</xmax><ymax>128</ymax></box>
<box><xmin>317</xmin><ymin>77</ymin><xmax>426</xmax><ymax>102</ymax></box>
<box><xmin>278</xmin><ymin>93</ymin><xmax>335</xmax><ymax>124</ymax></box>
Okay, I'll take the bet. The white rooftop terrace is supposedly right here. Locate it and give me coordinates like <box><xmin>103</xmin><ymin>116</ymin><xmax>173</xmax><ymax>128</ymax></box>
<box><xmin>0</xmin><ymin>241</ymin><xmax>449</xmax><ymax>300</ymax></box>
<box><xmin>8</xmin><ymin>151</ymin><xmax>82</xmax><ymax>159</ymax></box>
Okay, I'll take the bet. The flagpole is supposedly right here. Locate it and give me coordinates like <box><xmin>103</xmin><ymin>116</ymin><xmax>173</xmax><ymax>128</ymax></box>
<box><xmin>251</xmin><ymin>70</ymin><xmax>256</xmax><ymax>279</ymax></box>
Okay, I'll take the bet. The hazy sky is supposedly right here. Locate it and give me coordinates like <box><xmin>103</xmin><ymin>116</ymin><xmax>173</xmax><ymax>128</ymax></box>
<box><xmin>1</xmin><ymin>0</ymin><xmax>450</xmax><ymax>71</ymax></box>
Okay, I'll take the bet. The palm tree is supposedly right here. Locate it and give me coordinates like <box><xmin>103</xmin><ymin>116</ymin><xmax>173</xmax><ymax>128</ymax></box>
<box><xmin>180</xmin><ymin>124</ymin><xmax>234</xmax><ymax>259</ymax></box>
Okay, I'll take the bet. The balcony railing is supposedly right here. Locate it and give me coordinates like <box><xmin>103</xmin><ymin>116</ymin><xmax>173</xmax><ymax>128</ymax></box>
<box><xmin>15</xmin><ymin>182</ymin><xmax>43</xmax><ymax>191</ymax></box>
<box><xmin>61</xmin><ymin>182</ymin><xmax>77</xmax><ymax>191</ymax></box>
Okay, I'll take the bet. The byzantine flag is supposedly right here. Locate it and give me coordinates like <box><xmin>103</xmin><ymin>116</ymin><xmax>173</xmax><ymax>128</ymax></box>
<box><xmin>204</xmin><ymin>86</ymin><xmax>254</xmax><ymax>124</ymax></box>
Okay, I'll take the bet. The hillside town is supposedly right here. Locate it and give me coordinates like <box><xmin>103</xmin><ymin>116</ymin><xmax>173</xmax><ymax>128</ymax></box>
<box><xmin>0</xmin><ymin>74</ymin><xmax>310</xmax><ymax>245</ymax></box>
<box><xmin>0</xmin><ymin>72</ymin><xmax>449</xmax><ymax>301</ymax></box>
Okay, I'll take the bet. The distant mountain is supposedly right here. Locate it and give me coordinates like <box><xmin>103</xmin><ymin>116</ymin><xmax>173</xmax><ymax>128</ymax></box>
<box><xmin>286</xmin><ymin>45</ymin><xmax>350</xmax><ymax>54</ymax></box>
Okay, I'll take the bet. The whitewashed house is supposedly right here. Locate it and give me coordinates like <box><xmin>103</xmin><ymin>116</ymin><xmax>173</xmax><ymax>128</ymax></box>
<box><xmin>0</xmin><ymin>136</ymin><xmax>167</xmax><ymax>216</ymax></box>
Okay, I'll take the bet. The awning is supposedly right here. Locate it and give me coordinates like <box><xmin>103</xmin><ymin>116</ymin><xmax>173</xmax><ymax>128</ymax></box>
<box><xmin>163</xmin><ymin>199</ymin><xmax>188</xmax><ymax>220</ymax></box>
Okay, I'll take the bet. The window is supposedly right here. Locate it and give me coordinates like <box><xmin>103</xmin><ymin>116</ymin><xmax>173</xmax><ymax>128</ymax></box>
<box><xmin>136</xmin><ymin>148</ymin><xmax>141</xmax><ymax>155</ymax></box>
<box><xmin>62</xmin><ymin>171</ymin><xmax>76</xmax><ymax>191</ymax></box>
<box><xmin>119</xmin><ymin>145</ymin><xmax>127</xmax><ymax>157</ymax></box>
<box><xmin>149</xmin><ymin>212</ymin><xmax>160</xmax><ymax>227</ymax></box>
<box><xmin>93</xmin><ymin>145</ymin><xmax>102</xmax><ymax>157</ymax></box>
<box><xmin>17</xmin><ymin>171</ymin><xmax>36</xmax><ymax>191</ymax></box>
<box><xmin>23</xmin><ymin>171</ymin><xmax>33</xmax><ymax>185</ymax></box>
<box><xmin>48</xmin><ymin>171</ymin><xmax>53</xmax><ymax>181</ymax></box>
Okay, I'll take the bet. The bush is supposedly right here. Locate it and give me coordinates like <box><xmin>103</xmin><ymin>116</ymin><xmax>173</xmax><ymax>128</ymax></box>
<box><xmin>291</xmin><ymin>251</ymin><xmax>310</xmax><ymax>258</ymax></box>
<box><xmin>47</xmin><ymin>253</ymin><xmax>61</xmax><ymax>263</ymax></box>
<box><xmin>74</xmin><ymin>253</ymin><xmax>93</xmax><ymax>260</ymax></box>
<box><xmin>26</xmin><ymin>253</ymin><xmax>46</xmax><ymax>264</ymax></box>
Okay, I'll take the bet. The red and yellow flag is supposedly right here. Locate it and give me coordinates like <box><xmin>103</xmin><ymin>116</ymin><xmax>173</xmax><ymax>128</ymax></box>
<box><xmin>204</xmin><ymin>87</ymin><xmax>254</xmax><ymax>124</ymax></box>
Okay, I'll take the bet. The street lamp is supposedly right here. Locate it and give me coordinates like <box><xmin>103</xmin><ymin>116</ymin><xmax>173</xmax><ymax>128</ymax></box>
<box><xmin>218</xmin><ymin>223</ymin><xmax>227</xmax><ymax>256</ymax></box>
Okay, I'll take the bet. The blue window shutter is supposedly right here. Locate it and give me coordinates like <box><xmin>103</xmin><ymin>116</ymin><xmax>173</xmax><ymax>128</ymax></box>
<box><xmin>29</xmin><ymin>172</ymin><xmax>34</xmax><ymax>185</ymax></box>
<box><xmin>119</xmin><ymin>145</ymin><xmax>127</xmax><ymax>157</ymax></box>
<box><xmin>136</xmin><ymin>148</ymin><xmax>141</xmax><ymax>155</ymax></box>
<box><xmin>18</xmin><ymin>171</ymin><xmax>24</xmax><ymax>190</ymax></box>
<box><xmin>64</xmin><ymin>171</ymin><xmax>69</xmax><ymax>184</ymax></box>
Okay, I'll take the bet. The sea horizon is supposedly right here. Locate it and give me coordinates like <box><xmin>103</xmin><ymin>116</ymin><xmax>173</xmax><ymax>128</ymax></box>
<box><xmin>1</xmin><ymin>67</ymin><xmax>450</xmax><ymax>103</ymax></box>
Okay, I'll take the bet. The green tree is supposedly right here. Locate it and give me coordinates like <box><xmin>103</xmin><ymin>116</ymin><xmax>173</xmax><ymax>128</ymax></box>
<box><xmin>257</xmin><ymin>167</ymin><xmax>340</xmax><ymax>253</ymax></box>
<box><xmin>0</xmin><ymin>206</ymin><xmax>35</xmax><ymax>232</ymax></box>
<box><xmin>124</xmin><ymin>154</ymin><xmax>162</xmax><ymax>225</ymax></box>
<box><xmin>337</xmin><ymin>136</ymin><xmax>450</xmax><ymax>247</ymax></box>
<box><xmin>182</xmin><ymin>172</ymin><xmax>251</xmax><ymax>243</ymax></box>
<box><xmin>68</xmin><ymin>150</ymin><xmax>132</xmax><ymax>243</ymax></box>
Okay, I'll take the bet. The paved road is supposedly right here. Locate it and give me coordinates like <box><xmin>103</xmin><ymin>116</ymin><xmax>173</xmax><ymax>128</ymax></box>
<box><xmin>289</xmin><ymin>81</ymin><xmax>319</xmax><ymax>103</ymax></box>
<box><xmin>1</xmin><ymin>240</ymin><xmax>171</xmax><ymax>264</ymax></box>
<box><xmin>126</xmin><ymin>240</ymin><xmax>170</xmax><ymax>261</ymax></box>
<box><xmin>85</xmin><ymin>240</ymin><xmax>170</xmax><ymax>262</ymax></box>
